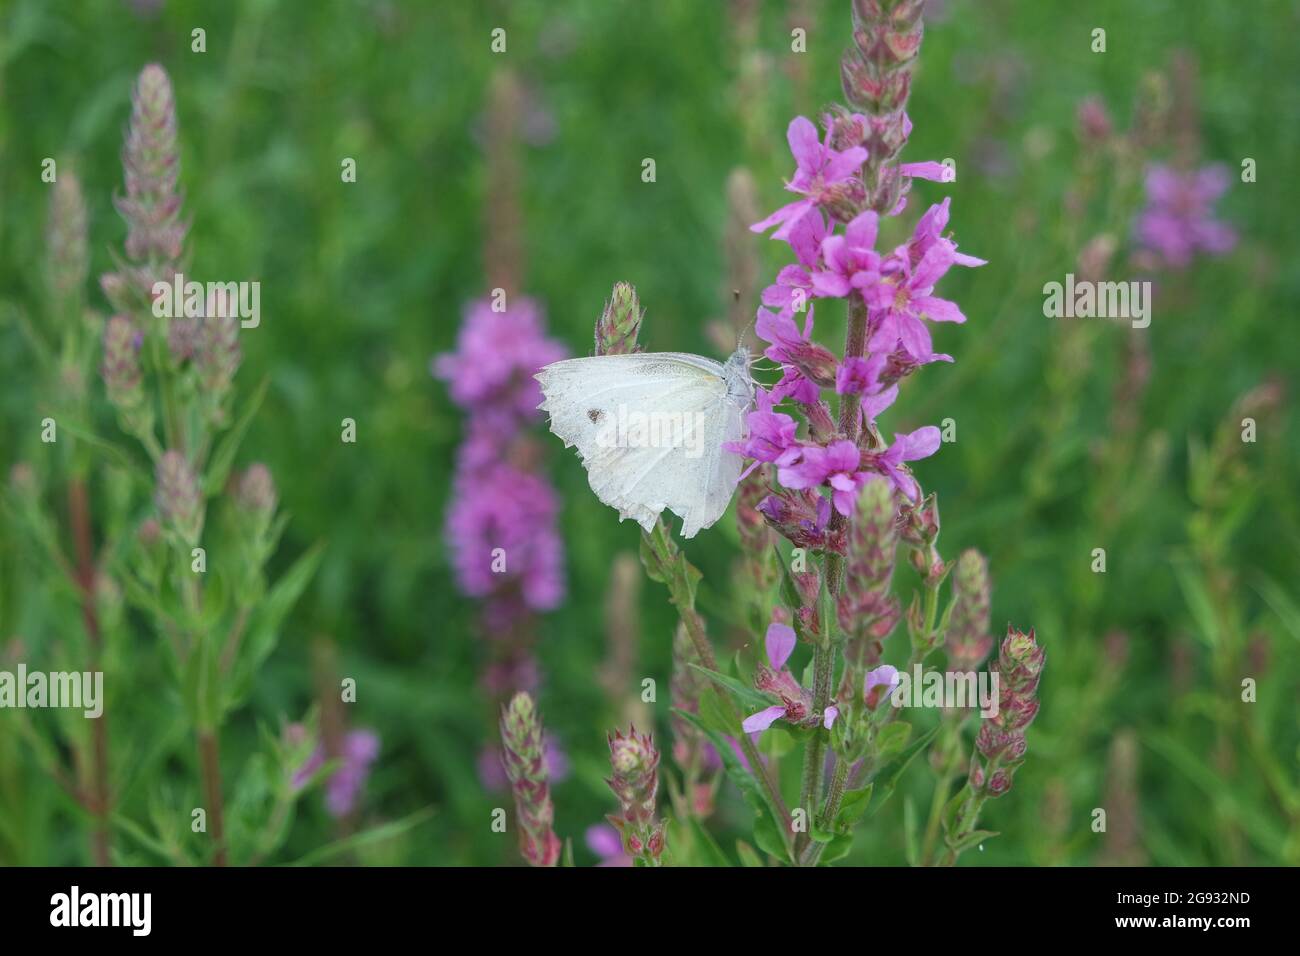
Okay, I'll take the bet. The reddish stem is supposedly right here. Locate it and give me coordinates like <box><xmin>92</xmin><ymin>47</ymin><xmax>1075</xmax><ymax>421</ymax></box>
<box><xmin>69</xmin><ymin>478</ymin><xmax>111</xmax><ymax>867</ymax></box>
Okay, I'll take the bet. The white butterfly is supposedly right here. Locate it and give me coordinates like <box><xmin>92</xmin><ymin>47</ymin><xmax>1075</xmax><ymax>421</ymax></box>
<box><xmin>536</xmin><ymin>348</ymin><xmax>755</xmax><ymax>538</ymax></box>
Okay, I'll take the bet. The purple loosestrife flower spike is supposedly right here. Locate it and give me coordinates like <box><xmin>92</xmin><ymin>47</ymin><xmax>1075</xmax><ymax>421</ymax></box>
<box><xmin>499</xmin><ymin>692</ymin><xmax>562</xmax><ymax>868</ymax></box>
<box><xmin>154</xmin><ymin>449</ymin><xmax>202</xmax><ymax>545</ymax></box>
<box><xmin>971</xmin><ymin>627</ymin><xmax>1045</xmax><ymax>795</ymax></box>
<box><xmin>595</xmin><ymin>281</ymin><xmax>644</xmax><ymax>356</ymax></box>
<box><xmin>46</xmin><ymin>170</ymin><xmax>89</xmax><ymax>317</ymax></box>
<box><xmin>291</xmin><ymin>728</ymin><xmax>382</xmax><ymax>819</ymax></box>
<box><xmin>838</xmin><ymin>477</ymin><xmax>901</xmax><ymax>695</ymax></box>
<box><xmin>606</xmin><ymin>725</ymin><xmax>667</xmax><ymax>865</ymax></box>
<box><xmin>115</xmin><ymin>64</ymin><xmax>188</xmax><ymax>267</ymax></box>
<box><xmin>434</xmin><ymin>297</ymin><xmax>567</xmax><ymax>428</ymax></box>
<box><xmin>734</xmin><ymin>465</ymin><xmax>780</xmax><ymax>594</ymax></box>
<box><xmin>944</xmin><ymin>549</ymin><xmax>993</xmax><ymax>672</ymax></box>
<box><xmin>1135</xmin><ymin>163</ymin><xmax>1236</xmax><ymax>269</ymax></box>
<box><xmin>292</xmin><ymin>729</ymin><xmax>381</xmax><ymax>817</ymax></box>
<box><xmin>102</xmin><ymin>316</ymin><xmax>145</xmax><ymax>411</ymax></box>
<box><xmin>434</xmin><ymin>297</ymin><xmax>568</xmax><ymax>625</ymax></box>
<box><xmin>196</xmin><ymin>301</ymin><xmax>241</xmax><ymax>401</ymax></box>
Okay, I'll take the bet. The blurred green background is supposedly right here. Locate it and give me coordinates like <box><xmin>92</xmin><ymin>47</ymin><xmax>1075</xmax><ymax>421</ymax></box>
<box><xmin>1</xmin><ymin>0</ymin><xmax>1297</xmax><ymax>865</ymax></box>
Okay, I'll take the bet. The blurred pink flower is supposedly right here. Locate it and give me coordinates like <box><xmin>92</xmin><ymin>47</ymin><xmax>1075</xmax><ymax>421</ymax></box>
<box><xmin>1135</xmin><ymin>163</ymin><xmax>1236</xmax><ymax>269</ymax></box>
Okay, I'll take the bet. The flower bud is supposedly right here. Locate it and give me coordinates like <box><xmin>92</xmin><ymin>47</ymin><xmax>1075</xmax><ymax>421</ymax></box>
<box><xmin>155</xmin><ymin>450</ymin><xmax>203</xmax><ymax>544</ymax></box>
<box><xmin>606</xmin><ymin>725</ymin><xmax>666</xmax><ymax>864</ymax></box>
<box><xmin>234</xmin><ymin>463</ymin><xmax>277</xmax><ymax>515</ymax></box>
<box><xmin>101</xmin><ymin>316</ymin><xmax>144</xmax><ymax>410</ymax></box>
<box><xmin>595</xmin><ymin>281</ymin><xmax>643</xmax><ymax>356</ymax></box>
<box><xmin>499</xmin><ymin>692</ymin><xmax>562</xmax><ymax>868</ymax></box>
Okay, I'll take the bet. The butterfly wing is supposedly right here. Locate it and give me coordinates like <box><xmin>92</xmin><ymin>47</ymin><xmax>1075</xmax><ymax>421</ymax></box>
<box><xmin>536</xmin><ymin>353</ymin><xmax>750</xmax><ymax>538</ymax></box>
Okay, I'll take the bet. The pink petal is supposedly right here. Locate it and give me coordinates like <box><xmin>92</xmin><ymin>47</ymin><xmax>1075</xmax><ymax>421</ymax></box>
<box><xmin>862</xmin><ymin>384</ymin><xmax>899</xmax><ymax>420</ymax></box>
<box><xmin>913</xmin><ymin>295</ymin><xmax>966</xmax><ymax>324</ymax></box>
<box><xmin>912</xmin><ymin>242</ymin><xmax>956</xmax><ymax>289</ymax></box>
<box><xmin>897</xmin><ymin>426</ymin><xmax>942</xmax><ymax>461</ymax></box>
<box><xmin>765</xmin><ymin>622</ymin><xmax>797</xmax><ymax>670</ymax></box>
<box><xmin>915</xmin><ymin>198</ymin><xmax>951</xmax><ymax>239</ymax></box>
<box><xmin>811</xmin><ymin>272</ymin><xmax>852</xmax><ymax>298</ymax></box>
<box><xmin>823</xmin><ymin>146</ymin><xmax>869</xmax><ymax>183</ymax></box>
<box><xmin>751</xmin><ymin>198</ymin><xmax>805</xmax><ymax>234</ymax></box>
<box><xmin>864</xmin><ymin>664</ymin><xmax>900</xmax><ymax>695</ymax></box>
<box><xmin>823</xmin><ymin>706</ymin><xmax>839</xmax><ymax>729</ymax></box>
<box><xmin>787</xmin><ymin>116</ymin><xmax>822</xmax><ymax>172</ymax></box>
<box><xmin>743</xmin><ymin>705</ymin><xmax>787</xmax><ymax>734</ymax></box>
<box><xmin>901</xmin><ymin>161</ymin><xmax>954</xmax><ymax>183</ymax></box>
<box><xmin>844</xmin><ymin>211</ymin><xmax>879</xmax><ymax>250</ymax></box>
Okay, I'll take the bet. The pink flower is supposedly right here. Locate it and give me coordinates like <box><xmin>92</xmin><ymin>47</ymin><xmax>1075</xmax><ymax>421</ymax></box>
<box><xmin>433</xmin><ymin>297</ymin><xmax>566</xmax><ymax>423</ymax></box>
<box><xmin>727</xmin><ymin>388</ymin><xmax>802</xmax><ymax>479</ymax></box>
<box><xmin>1135</xmin><ymin>163</ymin><xmax>1236</xmax><ymax>269</ymax></box>
<box><xmin>863</xmin><ymin>426</ymin><xmax>942</xmax><ymax>500</ymax></box>
<box><xmin>758</xmin><ymin>487</ymin><xmax>836</xmax><ymax>552</ymax></box>
<box><xmin>867</xmin><ymin>245</ymin><xmax>970</xmax><ymax>364</ymax></box>
<box><xmin>811</xmin><ymin>211</ymin><xmax>883</xmax><ymax>298</ymax></box>
<box><xmin>778</xmin><ymin>439</ymin><xmax>866</xmax><ymax>516</ymax></box>
<box><xmin>761</xmin><ymin>212</ymin><xmax>828</xmax><ymax>311</ymax></box>
<box><xmin>752</xmin><ymin>117</ymin><xmax>869</xmax><ymax>241</ymax></box>
<box><xmin>586</xmin><ymin>824</ymin><xmax>634</xmax><ymax>867</ymax></box>
<box><xmin>899</xmin><ymin>161</ymin><xmax>955</xmax><ymax>183</ymax></box>
<box><xmin>755</xmin><ymin>305</ymin><xmax>832</xmax><ymax>400</ymax></box>
<box><xmin>742</xmin><ymin>621</ymin><xmax>839</xmax><ymax>734</ymax></box>
<box><xmin>863</xmin><ymin>664</ymin><xmax>901</xmax><ymax>708</ymax></box>
<box><xmin>292</xmin><ymin>728</ymin><xmax>382</xmax><ymax>819</ymax></box>
<box><xmin>835</xmin><ymin>354</ymin><xmax>885</xmax><ymax>397</ymax></box>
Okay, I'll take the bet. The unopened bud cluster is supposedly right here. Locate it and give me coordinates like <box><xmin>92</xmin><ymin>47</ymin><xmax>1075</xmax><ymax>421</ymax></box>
<box><xmin>605</xmin><ymin>725</ymin><xmax>666</xmax><ymax>865</ymax></box>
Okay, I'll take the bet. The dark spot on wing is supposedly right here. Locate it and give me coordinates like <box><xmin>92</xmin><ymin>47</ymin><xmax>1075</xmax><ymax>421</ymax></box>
<box><xmin>587</xmin><ymin>408</ymin><xmax>605</xmax><ymax>424</ymax></box>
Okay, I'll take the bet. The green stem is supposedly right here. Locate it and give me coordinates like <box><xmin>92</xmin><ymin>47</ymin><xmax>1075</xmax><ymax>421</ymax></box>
<box><xmin>796</xmin><ymin>640</ymin><xmax>834</xmax><ymax>854</ymax></box>
<box><xmin>197</xmin><ymin>729</ymin><xmax>227</xmax><ymax>866</ymax></box>
<box><xmin>919</xmin><ymin>720</ymin><xmax>961</xmax><ymax>866</ymax></box>
<box><xmin>799</xmin><ymin>754</ymin><xmax>850</xmax><ymax>867</ymax></box>
<box><xmin>644</xmin><ymin>525</ymin><xmax>795</xmax><ymax>852</ymax></box>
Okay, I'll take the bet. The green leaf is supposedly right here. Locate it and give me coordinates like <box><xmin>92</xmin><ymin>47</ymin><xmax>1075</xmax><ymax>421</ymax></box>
<box><xmin>836</xmin><ymin>783</ymin><xmax>873</xmax><ymax>829</ymax></box>
<box><xmin>225</xmin><ymin>541</ymin><xmax>325</xmax><ymax>713</ymax></box>
<box><xmin>285</xmin><ymin>807</ymin><xmax>435</xmax><ymax>866</ymax></box>
<box><xmin>688</xmin><ymin>662</ymin><xmax>773</xmax><ymax>712</ymax></box>
<box><xmin>772</xmin><ymin>543</ymin><xmax>803</xmax><ymax>614</ymax></box>
<box><xmin>687</xmin><ymin>817</ymin><xmax>731</xmax><ymax>867</ymax></box>
<box><xmin>868</xmin><ymin>723</ymin><xmax>941</xmax><ymax>817</ymax></box>
<box><xmin>819</xmin><ymin>831</ymin><xmax>855</xmax><ymax>865</ymax></box>
<box><xmin>1172</xmin><ymin>559</ymin><xmax>1221</xmax><ymax>648</ymax></box>
<box><xmin>204</xmin><ymin>375</ymin><xmax>269</xmax><ymax>494</ymax></box>
<box><xmin>874</xmin><ymin>720</ymin><xmax>912</xmax><ymax>759</ymax></box>
<box><xmin>676</xmin><ymin>709</ymin><xmax>792</xmax><ymax>862</ymax></box>
<box><xmin>680</xmin><ymin>689</ymin><xmax>732</xmax><ymax>738</ymax></box>
<box><xmin>56</xmin><ymin>418</ymin><xmax>143</xmax><ymax>475</ymax></box>
<box><xmin>735</xmin><ymin>840</ymin><xmax>765</xmax><ymax>868</ymax></box>
<box><xmin>1253</xmin><ymin>575</ymin><xmax>1300</xmax><ymax>644</ymax></box>
<box><xmin>947</xmin><ymin>828</ymin><xmax>999</xmax><ymax>855</ymax></box>
<box><xmin>903</xmin><ymin>796</ymin><xmax>920</xmax><ymax>866</ymax></box>
<box><xmin>809</xmin><ymin>822</ymin><xmax>835</xmax><ymax>844</ymax></box>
